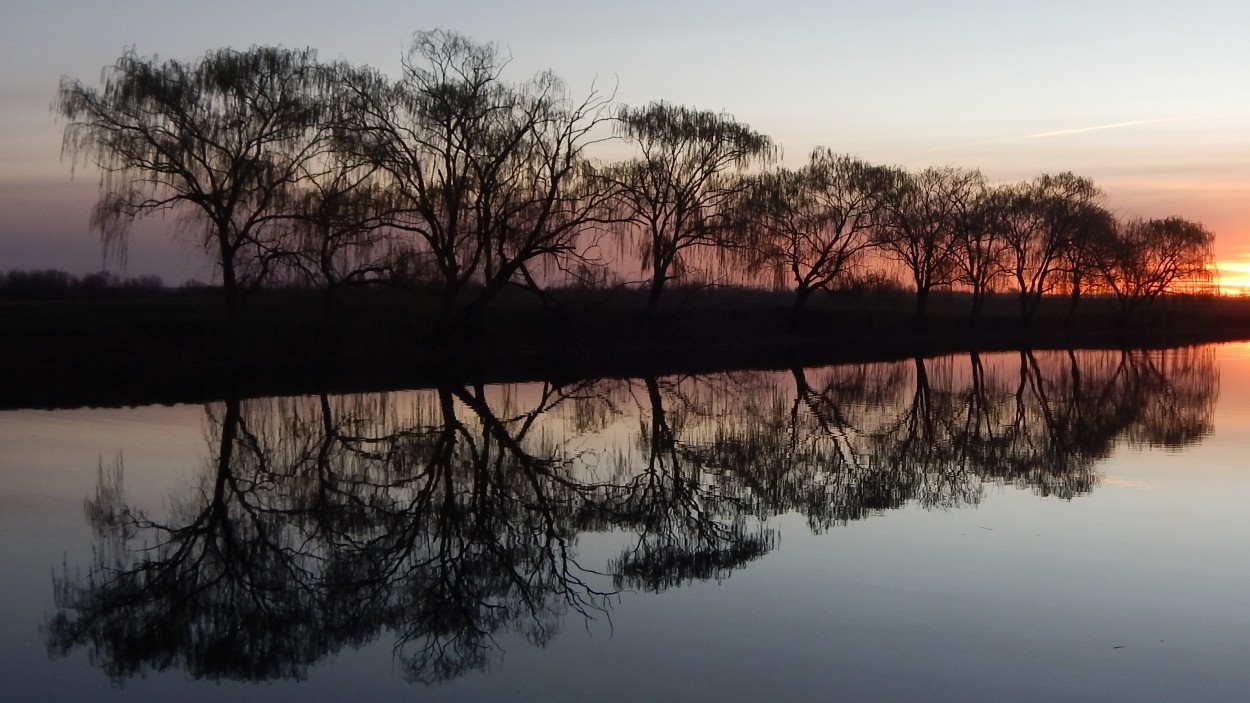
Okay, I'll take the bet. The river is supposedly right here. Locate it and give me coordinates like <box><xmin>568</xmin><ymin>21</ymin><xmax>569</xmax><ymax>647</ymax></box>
<box><xmin>3</xmin><ymin>344</ymin><xmax>1249</xmax><ymax>701</ymax></box>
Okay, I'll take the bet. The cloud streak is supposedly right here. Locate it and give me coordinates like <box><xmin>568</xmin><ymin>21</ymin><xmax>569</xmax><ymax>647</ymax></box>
<box><xmin>1026</xmin><ymin>117</ymin><xmax>1194</xmax><ymax>139</ymax></box>
<box><xmin>927</xmin><ymin>115</ymin><xmax>1214</xmax><ymax>153</ymax></box>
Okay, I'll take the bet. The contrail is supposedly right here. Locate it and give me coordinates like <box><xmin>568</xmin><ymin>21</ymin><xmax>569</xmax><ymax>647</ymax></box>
<box><xmin>1027</xmin><ymin>117</ymin><xmax>1190</xmax><ymax>139</ymax></box>
<box><xmin>927</xmin><ymin>115</ymin><xmax>1209</xmax><ymax>153</ymax></box>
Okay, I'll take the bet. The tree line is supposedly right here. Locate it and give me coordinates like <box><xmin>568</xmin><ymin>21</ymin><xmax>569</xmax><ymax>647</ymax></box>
<box><xmin>56</xmin><ymin>30</ymin><xmax>1218</xmax><ymax>331</ymax></box>
<box><xmin>0</xmin><ymin>269</ymin><xmax>164</xmax><ymax>300</ymax></box>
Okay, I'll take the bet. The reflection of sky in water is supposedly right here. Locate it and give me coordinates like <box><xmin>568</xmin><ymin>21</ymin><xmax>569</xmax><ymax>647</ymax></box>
<box><xmin>2</xmin><ymin>346</ymin><xmax>1249</xmax><ymax>701</ymax></box>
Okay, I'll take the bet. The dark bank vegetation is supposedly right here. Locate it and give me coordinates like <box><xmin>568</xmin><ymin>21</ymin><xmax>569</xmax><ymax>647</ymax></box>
<box><xmin>0</xmin><ymin>268</ymin><xmax>165</xmax><ymax>300</ymax></box>
<box><xmin>2</xmin><ymin>278</ymin><xmax>1247</xmax><ymax>410</ymax></box>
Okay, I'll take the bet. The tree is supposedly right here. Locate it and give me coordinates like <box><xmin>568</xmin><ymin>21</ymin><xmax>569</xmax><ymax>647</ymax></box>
<box><xmin>999</xmin><ymin>172</ymin><xmax>1107</xmax><ymax>322</ymax></box>
<box><xmin>56</xmin><ymin>46</ymin><xmax>343</xmax><ymax>323</ymax></box>
<box><xmin>878</xmin><ymin>166</ymin><xmax>983</xmax><ymax>322</ymax></box>
<box><xmin>741</xmin><ymin>150</ymin><xmax>892</xmax><ymax>328</ymax></box>
<box><xmin>604</xmin><ymin>102</ymin><xmax>776</xmax><ymax>312</ymax></box>
<box><xmin>950</xmin><ymin>179</ymin><xmax>1003</xmax><ymax>323</ymax></box>
<box><xmin>1057</xmin><ymin>203</ymin><xmax>1116</xmax><ymax>319</ymax></box>
<box><xmin>282</xmin><ymin>154</ymin><xmax>397</xmax><ymax>322</ymax></box>
<box><xmin>1096</xmin><ymin>216</ymin><xmax>1216</xmax><ymax>318</ymax></box>
<box><xmin>341</xmin><ymin>30</ymin><xmax>614</xmax><ymax>330</ymax></box>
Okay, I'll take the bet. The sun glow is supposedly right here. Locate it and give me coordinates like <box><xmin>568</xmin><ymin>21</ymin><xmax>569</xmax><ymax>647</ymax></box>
<box><xmin>1216</xmin><ymin>259</ymin><xmax>1250</xmax><ymax>296</ymax></box>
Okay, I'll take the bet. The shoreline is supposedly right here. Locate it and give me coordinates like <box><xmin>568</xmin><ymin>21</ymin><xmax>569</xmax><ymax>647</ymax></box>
<box><xmin>4</xmin><ymin>288</ymin><xmax>1249</xmax><ymax>410</ymax></box>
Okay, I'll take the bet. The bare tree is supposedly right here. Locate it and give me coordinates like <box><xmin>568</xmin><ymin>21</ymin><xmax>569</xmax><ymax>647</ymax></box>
<box><xmin>1058</xmin><ymin>203</ymin><xmax>1117</xmax><ymax>319</ymax></box>
<box><xmin>341</xmin><ymin>30</ymin><xmax>615</xmax><ymax>330</ymax></box>
<box><xmin>999</xmin><ymin>172</ymin><xmax>1106</xmax><ymax>322</ymax></box>
<box><xmin>741</xmin><ymin>150</ymin><xmax>893</xmax><ymax>328</ymax></box>
<box><xmin>282</xmin><ymin>152</ymin><xmax>396</xmax><ymax>303</ymax></box>
<box><xmin>1096</xmin><ymin>216</ymin><xmax>1216</xmax><ymax>319</ymax></box>
<box><xmin>878</xmin><ymin>166</ymin><xmax>983</xmax><ymax>322</ymax></box>
<box><xmin>603</xmin><ymin>102</ymin><xmax>776</xmax><ymax>312</ymax></box>
<box><xmin>950</xmin><ymin>178</ymin><xmax>1003</xmax><ymax>323</ymax></box>
<box><xmin>56</xmin><ymin>47</ymin><xmax>343</xmax><ymax>323</ymax></box>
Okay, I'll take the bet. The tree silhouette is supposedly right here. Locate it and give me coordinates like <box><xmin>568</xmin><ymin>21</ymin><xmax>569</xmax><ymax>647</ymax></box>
<box><xmin>46</xmin><ymin>398</ymin><xmax>340</xmax><ymax>681</ymax></box>
<box><xmin>281</xmin><ymin>148</ymin><xmax>397</xmax><ymax>320</ymax></box>
<box><xmin>47</xmin><ymin>387</ymin><xmax>617</xmax><ymax>684</ymax></box>
<box><xmin>56</xmin><ymin>47</ymin><xmax>345</xmax><ymax>324</ymax></box>
<box><xmin>338</xmin><ymin>30</ymin><xmax>615</xmax><ymax>330</ymax></box>
<box><xmin>53</xmin><ymin>33</ymin><xmax>1225</xmax><ymax>322</ymax></box>
<box><xmin>998</xmin><ymin>172</ymin><xmax>1109</xmax><ymax>322</ymax></box>
<box><xmin>625</xmin><ymin>377</ymin><xmax>775</xmax><ymax>588</ymax></box>
<box><xmin>1096</xmin><ymin>216</ymin><xmax>1216</xmax><ymax>319</ymax></box>
<box><xmin>878</xmin><ymin>166</ymin><xmax>984</xmax><ymax>322</ymax></box>
<box><xmin>953</xmin><ymin>184</ymin><xmax>1009</xmax><ymax>322</ymax></box>
<box><xmin>741</xmin><ymin>150</ymin><xmax>893</xmax><ymax>328</ymax></box>
<box><xmin>604</xmin><ymin>102</ymin><xmax>776</xmax><ymax>312</ymax></box>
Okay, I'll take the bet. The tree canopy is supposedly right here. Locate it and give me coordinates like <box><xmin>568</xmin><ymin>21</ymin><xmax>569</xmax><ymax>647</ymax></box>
<box><xmin>56</xmin><ymin>46</ymin><xmax>345</xmax><ymax>316</ymax></box>
<box><xmin>740</xmin><ymin>150</ymin><xmax>893</xmax><ymax>325</ymax></box>
<box><xmin>604</xmin><ymin>101</ymin><xmax>777</xmax><ymax>311</ymax></box>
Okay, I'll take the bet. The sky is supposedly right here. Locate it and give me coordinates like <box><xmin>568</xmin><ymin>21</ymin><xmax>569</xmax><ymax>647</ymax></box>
<box><xmin>2</xmin><ymin>0</ymin><xmax>1248</xmax><ymax>288</ymax></box>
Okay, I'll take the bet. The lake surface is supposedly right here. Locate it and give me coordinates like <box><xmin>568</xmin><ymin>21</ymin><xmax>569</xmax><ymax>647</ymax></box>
<box><xmin>4</xmin><ymin>344</ymin><xmax>1250</xmax><ymax>702</ymax></box>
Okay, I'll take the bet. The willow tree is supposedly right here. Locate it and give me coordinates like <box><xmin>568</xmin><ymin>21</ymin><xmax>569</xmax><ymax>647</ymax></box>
<box><xmin>1058</xmin><ymin>204</ymin><xmax>1117</xmax><ymax>319</ymax></box>
<box><xmin>953</xmin><ymin>182</ymin><xmax>1008</xmax><ymax>323</ymax></box>
<box><xmin>878</xmin><ymin>166</ymin><xmax>984</xmax><ymax>322</ymax></box>
<box><xmin>999</xmin><ymin>172</ymin><xmax>1108</xmax><ymax>322</ymax></box>
<box><xmin>282</xmin><ymin>154</ymin><xmax>396</xmax><ymax>319</ymax></box>
<box><xmin>56</xmin><ymin>46</ymin><xmax>343</xmax><ymax>322</ymax></box>
<box><xmin>340</xmin><ymin>30</ymin><xmax>614</xmax><ymax>330</ymax></box>
<box><xmin>743</xmin><ymin>150</ymin><xmax>893</xmax><ymax>328</ymax></box>
<box><xmin>1097</xmin><ymin>216</ymin><xmax>1216</xmax><ymax>319</ymax></box>
<box><xmin>604</xmin><ymin>102</ymin><xmax>776</xmax><ymax>312</ymax></box>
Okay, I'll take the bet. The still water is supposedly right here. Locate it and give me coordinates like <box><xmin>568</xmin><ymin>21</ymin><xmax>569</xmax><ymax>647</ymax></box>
<box><xmin>3</xmin><ymin>345</ymin><xmax>1250</xmax><ymax>702</ymax></box>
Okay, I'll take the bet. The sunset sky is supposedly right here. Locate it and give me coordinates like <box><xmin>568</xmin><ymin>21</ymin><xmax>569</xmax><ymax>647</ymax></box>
<box><xmin>2</xmin><ymin>0</ymin><xmax>1247</xmax><ymax>289</ymax></box>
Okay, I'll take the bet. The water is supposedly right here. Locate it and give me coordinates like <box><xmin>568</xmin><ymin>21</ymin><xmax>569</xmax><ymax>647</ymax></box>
<box><xmin>3</xmin><ymin>345</ymin><xmax>1250</xmax><ymax>702</ymax></box>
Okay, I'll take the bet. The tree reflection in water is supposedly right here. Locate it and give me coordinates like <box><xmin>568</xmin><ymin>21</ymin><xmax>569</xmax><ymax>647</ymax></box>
<box><xmin>47</xmin><ymin>347</ymin><xmax>1216</xmax><ymax>684</ymax></box>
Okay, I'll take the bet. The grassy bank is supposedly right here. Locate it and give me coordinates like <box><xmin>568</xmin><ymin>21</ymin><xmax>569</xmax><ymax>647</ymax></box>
<box><xmin>3</xmin><ymin>285</ymin><xmax>1249</xmax><ymax>409</ymax></box>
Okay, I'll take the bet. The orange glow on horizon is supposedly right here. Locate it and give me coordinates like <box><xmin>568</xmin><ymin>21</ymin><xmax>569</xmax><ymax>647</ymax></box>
<box><xmin>1217</xmin><ymin>260</ymin><xmax>1250</xmax><ymax>296</ymax></box>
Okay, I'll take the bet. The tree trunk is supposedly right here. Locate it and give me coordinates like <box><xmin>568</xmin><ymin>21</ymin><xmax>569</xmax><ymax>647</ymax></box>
<box><xmin>912</xmin><ymin>286</ymin><xmax>930</xmax><ymax>326</ymax></box>
<box><xmin>218</xmin><ymin>235</ymin><xmax>242</xmax><ymax>351</ymax></box>
<box><xmin>787</xmin><ymin>284</ymin><xmax>813</xmax><ymax>333</ymax></box>
<box><xmin>969</xmin><ymin>286</ymin><xmax>985</xmax><ymax>326</ymax></box>
<box><xmin>913</xmin><ymin>356</ymin><xmax>931</xmax><ymax>428</ymax></box>
<box><xmin>210</xmin><ymin>395</ymin><xmax>241</xmax><ymax>523</ymax></box>
<box><xmin>790</xmin><ymin>365</ymin><xmax>811</xmax><ymax>399</ymax></box>
<box><xmin>1019</xmin><ymin>288</ymin><xmax>1045</xmax><ymax>325</ymax></box>
<box><xmin>456</xmin><ymin>264</ymin><xmax>520</xmax><ymax>333</ymax></box>
<box><xmin>644</xmin><ymin>376</ymin><xmax>673</xmax><ymax>454</ymax></box>
<box><xmin>644</xmin><ymin>265</ymin><xmax>667</xmax><ymax>314</ymax></box>
<box><xmin>436</xmin><ymin>284</ymin><xmax>460</xmax><ymax>335</ymax></box>
<box><xmin>1066</xmin><ymin>277</ymin><xmax>1082</xmax><ymax>322</ymax></box>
